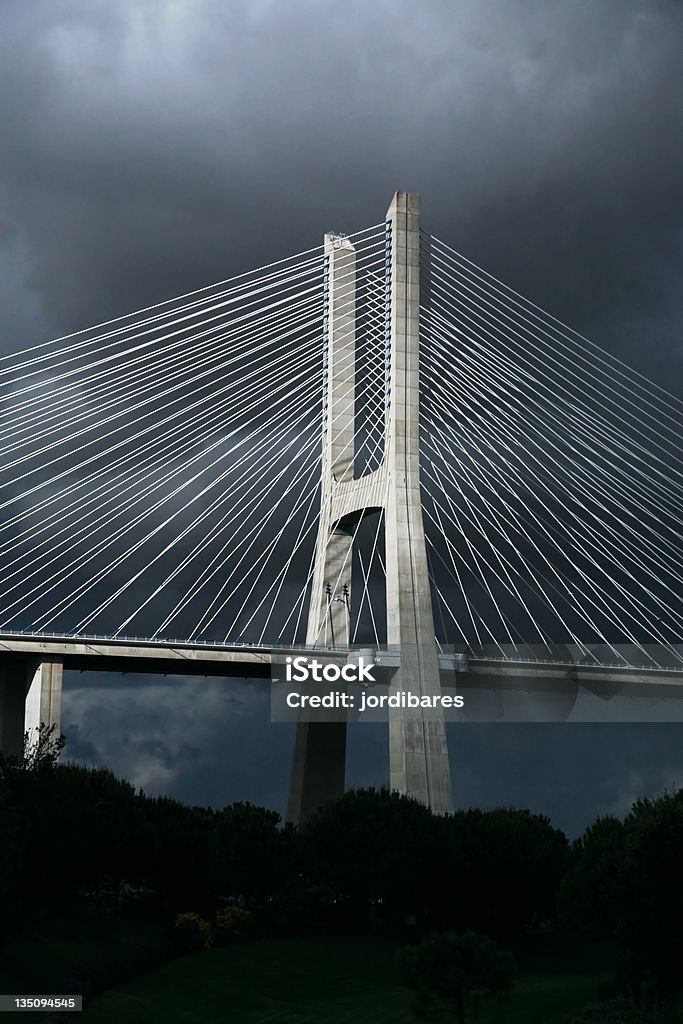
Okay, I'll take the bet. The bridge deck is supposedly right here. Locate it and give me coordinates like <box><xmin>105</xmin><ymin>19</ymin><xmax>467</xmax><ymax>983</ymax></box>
<box><xmin>1</xmin><ymin>633</ymin><xmax>683</xmax><ymax>699</ymax></box>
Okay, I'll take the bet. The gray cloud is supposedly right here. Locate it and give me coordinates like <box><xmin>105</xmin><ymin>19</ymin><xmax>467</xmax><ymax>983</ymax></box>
<box><xmin>64</xmin><ymin>671</ymin><xmax>286</xmax><ymax>799</ymax></box>
<box><xmin>1</xmin><ymin>1</ymin><xmax>681</xmax><ymax>366</ymax></box>
<box><xmin>62</xmin><ymin>673</ymin><xmax>683</xmax><ymax>836</ymax></box>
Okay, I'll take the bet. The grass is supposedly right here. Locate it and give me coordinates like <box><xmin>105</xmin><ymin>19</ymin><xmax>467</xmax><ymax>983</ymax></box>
<box><xmin>0</xmin><ymin>914</ymin><xmax>171</xmax><ymax>1022</ymax></box>
<box><xmin>81</xmin><ymin>935</ymin><xmax>609</xmax><ymax>1024</ymax></box>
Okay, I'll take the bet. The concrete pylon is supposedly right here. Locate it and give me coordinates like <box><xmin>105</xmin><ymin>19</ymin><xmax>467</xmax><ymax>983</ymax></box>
<box><xmin>286</xmin><ymin>233</ymin><xmax>356</xmax><ymax>825</ymax></box>
<box><xmin>286</xmin><ymin>194</ymin><xmax>453</xmax><ymax>823</ymax></box>
<box><xmin>384</xmin><ymin>192</ymin><xmax>453</xmax><ymax>813</ymax></box>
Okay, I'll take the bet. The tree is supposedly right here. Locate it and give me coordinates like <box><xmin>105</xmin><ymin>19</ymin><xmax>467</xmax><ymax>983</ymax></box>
<box><xmin>436</xmin><ymin>807</ymin><xmax>570</xmax><ymax>938</ymax></box>
<box><xmin>558</xmin><ymin>814</ymin><xmax>625</xmax><ymax>942</ymax></box>
<box><xmin>141</xmin><ymin>794</ymin><xmax>215</xmax><ymax>914</ymax></box>
<box><xmin>0</xmin><ymin>723</ymin><xmax>65</xmax><ymax>779</ymax></box>
<box><xmin>400</xmin><ymin>931</ymin><xmax>516</xmax><ymax>1023</ymax></box>
<box><xmin>0</xmin><ymin>779</ymin><xmax>25</xmax><ymax>936</ymax></box>
<box><xmin>211</xmin><ymin>802</ymin><xmax>288</xmax><ymax>903</ymax></box>
<box><xmin>560</xmin><ymin>789</ymin><xmax>683</xmax><ymax>1010</ymax></box>
<box><xmin>618</xmin><ymin>790</ymin><xmax>683</xmax><ymax>1005</ymax></box>
<box><xmin>23</xmin><ymin>723</ymin><xmax>66</xmax><ymax>772</ymax></box>
<box><xmin>300</xmin><ymin>787</ymin><xmax>442</xmax><ymax>923</ymax></box>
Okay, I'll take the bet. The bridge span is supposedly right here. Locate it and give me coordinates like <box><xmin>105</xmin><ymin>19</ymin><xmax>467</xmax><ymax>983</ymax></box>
<box><xmin>2</xmin><ymin>631</ymin><xmax>683</xmax><ymax>765</ymax></box>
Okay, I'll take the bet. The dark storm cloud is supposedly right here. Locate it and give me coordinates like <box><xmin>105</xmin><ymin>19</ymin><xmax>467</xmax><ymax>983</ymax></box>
<box><xmin>0</xmin><ymin>0</ymin><xmax>681</xmax><ymax>374</ymax></box>
<box><xmin>3</xmin><ymin>0</ymin><xmax>683</xmax><ymax>829</ymax></box>
<box><xmin>63</xmin><ymin>672</ymin><xmax>295</xmax><ymax>809</ymax></box>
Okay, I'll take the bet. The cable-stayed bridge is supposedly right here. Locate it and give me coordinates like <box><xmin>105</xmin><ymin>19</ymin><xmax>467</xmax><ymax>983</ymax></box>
<box><xmin>0</xmin><ymin>192</ymin><xmax>682</xmax><ymax>820</ymax></box>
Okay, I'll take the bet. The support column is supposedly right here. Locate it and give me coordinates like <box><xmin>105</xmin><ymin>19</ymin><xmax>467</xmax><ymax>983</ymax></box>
<box><xmin>25</xmin><ymin>657</ymin><xmax>63</xmax><ymax>742</ymax></box>
<box><xmin>0</xmin><ymin>656</ymin><xmax>63</xmax><ymax>757</ymax></box>
<box><xmin>384</xmin><ymin>192</ymin><xmax>453</xmax><ymax>813</ymax></box>
<box><xmin>0</xmin><ymin>663</ymin><xmax>28</xmax><ymax>756</ymax></box>
<box><xmin>287</xmin><ymin>234</ymin><xmax>356</xmax><ymax>824</ymax></box>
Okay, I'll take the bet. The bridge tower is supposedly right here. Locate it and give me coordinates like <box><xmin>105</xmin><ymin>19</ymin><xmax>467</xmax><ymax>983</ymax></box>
<box><xmin>287</xmin><ymin>192</ymin><xmax>454</xmax><ymax>823</ymax></box>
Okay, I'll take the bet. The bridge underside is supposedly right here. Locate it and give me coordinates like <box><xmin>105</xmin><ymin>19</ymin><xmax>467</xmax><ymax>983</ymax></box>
<box><xmin>0</xmin><ymin>636</ymin><xmax>276</xmax><ymax>758</ymax></box>
<box><xmin>2</xmin><ymin>635</ymin><xmax>683</xmax><ymax>780</ymax></box>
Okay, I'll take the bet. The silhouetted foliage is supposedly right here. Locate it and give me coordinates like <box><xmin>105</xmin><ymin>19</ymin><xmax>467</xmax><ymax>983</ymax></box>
<box><xmin>400</xmin><ymin>930</ymin><xmax>515</xmax><ymax>1023</ymax></box>
<box><xmin>1</xmin><ymin>740</ymin><xmax>682</xmax><ymax>1020</ymax></box>
<box><xmin>559</xmin><ymin>815</ymin><xmax>625</xmax><ymax>942</ymax></box>
<box><xmin>619</xmin><ymin>790</ymin><xmax>683</xmax><ymax>1004</ymax></box>
<box><xmin>140</xmin><ymin>794</ymin><xmax>214</xmax><ymax>914</ymax></box>
<box><xmin>211</xmin><ymin>802</ymin><xmax>291</xmax><ymax>903</ymax></box>
<box><xmin>570</xmin><ymin>999</ymin><xmax>664</xmax><ymax>1023</ymax></box>
<box><xmin>174</xmin><ymin>911</ymin><xmax>213</xmax><ymax>951</ymax></box>
<box><xmin>561</xmin><ymin>789</ymin><xmax>683</xmax><ymax>1008</ymax></box>
<box><xmin>301</xmin><ymin>787</ymin><xmax>439</xmax><ymax>923</ymax></box>
<box><xmin>267</xmin><ymin>883</ymin><xmax>337</xmax><ymax>937</ymax></box>
<box><xmin>0</xmin><ymin>723</ymin><xmax>65</xmax><ymax>778</ymax></box>
<box><xmin>300</xmin><ymin>788</ymin><xmax>569</xmax><ymax>937</ymax></box>
<box><xmin>214</xmin><ymin>905</ymin><xmax>255</xmax><ymax>943</ymax></box>
<box><xmin>437</xmin><ymin>806</ymin><xmax>571</xmax><ymax>938</ymax></box>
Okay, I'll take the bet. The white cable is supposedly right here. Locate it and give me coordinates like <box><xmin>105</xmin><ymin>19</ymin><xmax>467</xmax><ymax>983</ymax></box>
<box><xmin>0</xmin><ymin>223</ymin><xmax>384</xmax><ymax>367</ymax></box>
<box><xmin>423</xmin><ymin>318</ymin><xmax>683</xmax><ymax>594</ymax></box>
<box><xmin>0</xmin><ymin>298</ymin><xmax>324</xmax><ymax>464</ymax></box>
<box><xmin>0</xmin><ymin>339</ymin><xmax>322</xmax><ymax>569</ymax></box>
<box><xmin>425</xmin><ymin>281</ymin><xmax>683</xmax><ymax>491</ymax></box>
<box><xmin>184</xmin><ymin>363</ymin><xmax>389</xmax><ymax>640</ymax></box>
<box><xmin>0</xmin><ymin>262</ymin><xmax>372</xmax><ymax>525</ymax></box>
<box><xmin>424</xmin><ymin>306</ymin><xmax>683</xmax><ymax>562</ymax></box>
<box><xmin>0</xmin><ymin>237</ymin><xmax>383</xmax><ymax>430</ymax></box>
<box><xmin>421</xmin><ymin>352</ymin><xmax>683</xmax><ymax>649</ymax></box>
<box><xmin>427</xmin><ymin>248</ymin><xmax>683</xmax><ymax>450</ymax></box>
<box><xmin>136</xmin><ymin>416</ymin><xmax>324</xmax><ymax>633</ymax></box>
<box><xmin>105</xmin><ymin>421</ymin><xmax>324</xmax><ymax>635</ymax></box>
<box><xmin>0</xmin><ymin>363</ymin><xmax>322</xmax><ymax>622</ymax></box>
<box><xmin>428</xmin><ymin>233</ymin><xmax>683</xmax><ymax>417</ymax></box>
<box><xmin>0</xmin><ymin>338</ymin><xmax>321</xmax><ymax>545</ymax></box>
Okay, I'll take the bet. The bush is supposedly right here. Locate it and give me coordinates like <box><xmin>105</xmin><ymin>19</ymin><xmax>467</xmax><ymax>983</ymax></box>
<box><xmin>399</xmin><ymin>930</ymin><xmax>516</xmax><ymax>1023</ymax></box>
<box><xmin>174</xmin><ymin>912</ymin><xmax>212</xmax><ymax>951</ymax></box>
<box><xmin>215</xmin><ymin>906</ymin><xmax>254</xmax><ymax>943</ymax></box>
<box><xmin>268</xmin><ymin>884</ymin><xmax>337</xmax><ymax>937</ymax></box>
<box><xmin>571</xmin><ymin>998</ymin><xmax>664</xmax><ymax>1023</ymax></box>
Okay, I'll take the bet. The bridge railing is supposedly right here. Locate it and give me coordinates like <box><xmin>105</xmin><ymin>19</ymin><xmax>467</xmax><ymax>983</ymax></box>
<box><xmin>1</xmin><ymin>629</ymin><xmax>681</xmax><ymax>676</ymax></box>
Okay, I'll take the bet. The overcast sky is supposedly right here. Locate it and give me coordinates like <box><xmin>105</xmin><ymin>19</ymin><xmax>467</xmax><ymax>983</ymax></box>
<box><xmin>2</xmin><ymin>0</ymin><xmax>682</xmax><ymax>835</ymax></box>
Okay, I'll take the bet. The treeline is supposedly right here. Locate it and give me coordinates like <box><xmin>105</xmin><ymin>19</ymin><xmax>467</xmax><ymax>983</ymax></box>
<box><xmin>0</xmin><ymin>739</ymin><xmax>568</xmax><ymax>942</ymax></box>
<box><xmin>0</xmin><ymin>731</ymin><xmax>681</xmax><ymax>1005</ymax></box>
<box><xmin>559</xmin><ymin>791</ymin><xmax>683</xmax><ymax>1005</ymax></box>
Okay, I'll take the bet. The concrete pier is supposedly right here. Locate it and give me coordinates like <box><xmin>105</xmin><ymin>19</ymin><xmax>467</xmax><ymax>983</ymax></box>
<box><xmin>286</xmin><ymin>232</ymin><xmax>357</xmax><ymax>824</ymax></box>
<box><xmin>384</xmin><ymin>192</ymin><xmax>453</xmax><ymax>813</ymax></box>
<box><xmin>0</xmin><ymin>656</ymin><xmax>63</xmax><ymax>756</ymax></box>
